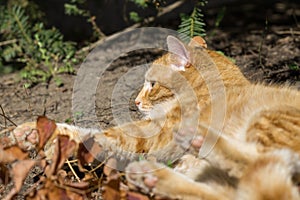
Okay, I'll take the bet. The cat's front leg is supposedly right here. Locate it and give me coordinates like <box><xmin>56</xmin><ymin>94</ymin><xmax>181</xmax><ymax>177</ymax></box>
<box><xmin>7</xmin><ymin>121</ymin><xmax>95</xmax><ymax>158</ymax></box>
<box><xmin>126</xmin><ymin>160</ymin><xmax>227</xmax><ymax>200</ymax></box>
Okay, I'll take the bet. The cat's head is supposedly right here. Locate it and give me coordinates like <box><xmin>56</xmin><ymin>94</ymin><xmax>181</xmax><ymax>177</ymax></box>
<box><xmin>135</xmin><ymin>36</ymin><xmax>208</xmax><ymax>116</ymax></box>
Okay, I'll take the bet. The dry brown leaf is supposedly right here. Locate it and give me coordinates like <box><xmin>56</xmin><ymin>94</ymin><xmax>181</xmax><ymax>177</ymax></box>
<box><xmin>56</xmin><ymin>136</ymin><xmax>76</xmax><ymax>171</ymax></box>
<box><xmin>102</xmin><ymin>178</ymin><xmax>121</xmax><ymax>200</ymax></box>
<box><xmin>47</xmin><ymin>187</ymin><xmax>84</xmax><ymax>200</ymax></box>
<box><xmin>3</xmin><ymin>159</ymin><xmax>37</xmax><ymax>200</ymax></box>
<box><xmin>36</xmin><ymin>116</ymin><xmax>57</xmax><ymax>150</ymax></box>
<box><xmin>45</xmin><ymin>135</ymin><xmax>76</xmax><ymax>177</ymax></box>
<box><xmin>77</xmin><ymin>136</ymin><xmax>102</xmax><ymax>170</ymax></box>
<box><xmin>27</xmin><ymin>180</ymin><xmax>85</xmax><ymax>200</ymax></box>
<box><xmin>0</xmin><ymin>164</ymin><xmax>10</xmax><ymax>185</ymax></box>
<box><xmin>12</xmin><ymin>160</ymin><xmax>37</xmax><ymax>192</ymax></box>
<box><xmin>126</xmin><ymin>191</ymin><xmax>150</xmax><ymax>200</ymax></box>
<box><xmin>64</xmin><ymin>190</ymin><xmax>86</xmax><ymax>200</ymax></box>
<box><xmin>0</xmin><ymin>146</ymin><xmax>28</xmax><ymax>163</ymax></box>
<box><xmin>63</xmin><ymin>181</ymin><xmax>90</xmax><ymax>189</ymax></box>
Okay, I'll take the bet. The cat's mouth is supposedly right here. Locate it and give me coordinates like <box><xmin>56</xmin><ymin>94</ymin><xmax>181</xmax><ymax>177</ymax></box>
<box><xmin>137</xmin><ymin>106</ymin><xmax>152</xmax><ymax>118</ymax></box>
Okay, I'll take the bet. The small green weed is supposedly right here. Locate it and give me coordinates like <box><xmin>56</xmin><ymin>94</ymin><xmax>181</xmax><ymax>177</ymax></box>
<box><xmin>129</xmin><ymin>11</ymin><xmax>142</xmax><ymax>23</ymax></box>
<box><xmin>289</xmin><ymin>63</ymin><xmax>299</xmax><ymax>71</ymax></box>
<box><xmin>166</xmin><ymin>160</ymin><xmax>173</xmax><ymax>168</ymax></box>
<box><xmin>74</xmin><ymin>111</ymin><xmax>84</xmax><ymax>120</ymax></box>
<box><xmin>0</xmin><ymin>4</ymin><xmax>78</xmax><ymax>87</ymax></box>
<box><xmin>138</xmin><ymin>155</ymin><xmax>145</xmax><ymax>161</ymax></box>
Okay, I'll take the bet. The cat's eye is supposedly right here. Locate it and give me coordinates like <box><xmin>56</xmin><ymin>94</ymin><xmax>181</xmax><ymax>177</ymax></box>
<box><xmin>150</xmin><ymin>81</ymin><xmax>156</xmax><ymax>87</ymax></box>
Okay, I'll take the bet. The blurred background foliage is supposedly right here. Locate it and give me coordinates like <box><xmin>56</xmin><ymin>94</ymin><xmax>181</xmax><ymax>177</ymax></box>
<box><xmin>0</xmin><ymin>0</ymin><xmax>209</xmax><ymax>87</ymax></box>
<box><xmin>0</xmin><ymin>0</ymin><xmax>298</xmax><ymax>86</ymax></box>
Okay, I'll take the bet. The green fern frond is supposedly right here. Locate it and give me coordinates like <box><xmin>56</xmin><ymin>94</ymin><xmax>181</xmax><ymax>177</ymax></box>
<box><xmin>0</xmin><ymin>6</ymin><xmax>31</xmax><ymax>64</ymax></box>
<box><xmin>178</xmin><ymin>6</ymin><xmax>206</xmax><ymax>43</ymax></box>
<box><xmin>2</xmin><ymin>44</ymin><xmax>22</xmax><ymax>62</ymax></box>
<box><xmin>7</xmin><ymin>6</ymin><xmax>32</xmax><ymax>43</ymax></box>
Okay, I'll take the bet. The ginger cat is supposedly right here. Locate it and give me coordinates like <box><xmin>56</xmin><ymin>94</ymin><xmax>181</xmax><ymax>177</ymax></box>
<box><xmin>9</xmin><ymin>35</ymin><xmax>300</xmax><ymax>199</ymax></box>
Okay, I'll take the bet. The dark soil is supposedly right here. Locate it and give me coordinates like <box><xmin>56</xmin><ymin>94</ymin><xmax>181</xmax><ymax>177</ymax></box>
<box><xmin>0</xmin><ymin>1</ymin><xmax>299</xmax><ymax>198</ymax></box>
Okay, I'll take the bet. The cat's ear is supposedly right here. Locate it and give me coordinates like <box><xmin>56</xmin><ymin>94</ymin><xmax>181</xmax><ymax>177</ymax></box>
<box><xmin>167</xmin><ymin>36</ymin><xmax>190</xmax><ymax>71</ymax></box>
<box><xmin>188</xmin><ymin>36</ymin><xmax>207</xmax><ymax>48</ymax></box>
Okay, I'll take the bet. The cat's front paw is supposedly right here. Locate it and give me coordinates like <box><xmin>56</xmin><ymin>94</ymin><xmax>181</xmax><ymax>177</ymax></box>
<box><xmin>126</xmin><ymin>160</ymin><xmax>182</xmax><ymax>199</ymax></box>
<box><xmin>12</xmin><ymin>122</ymin><xmax>39</xmax><ymax>150</ymax></box>
<box><xmin>126</xmin><ymin>160</ymin><xmax>199</xmax><ymax>199</ymax></box>
<box><xmin>126</xmin><ymin>160</ymin><xmax>161</xmax><ymax>194</ymax></box>
<box><xmin>173</xmin><ymin>126</ymin><xmax>204</xmax><ymax>155</ymax></box>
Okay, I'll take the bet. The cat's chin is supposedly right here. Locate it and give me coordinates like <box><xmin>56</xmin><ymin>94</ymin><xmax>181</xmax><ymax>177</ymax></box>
<box><xmin>137</xmin><ymin>107</ymin><xmax>153</xmax><ymax>118</ymax></box>
<box><xmin>141</xmin><ymin>112</ymin><xmax>151</xmax><ymax>120</ymax></box>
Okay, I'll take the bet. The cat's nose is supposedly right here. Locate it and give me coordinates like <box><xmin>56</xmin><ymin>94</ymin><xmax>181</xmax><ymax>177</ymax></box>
<box><xmin>135</xmin><ymin>100</ymin><xmax>141</xmax><ymax>106</ymax></box>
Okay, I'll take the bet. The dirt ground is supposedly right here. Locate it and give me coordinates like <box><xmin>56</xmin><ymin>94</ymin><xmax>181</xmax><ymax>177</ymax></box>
<box><xmin>1</xmin><ymin>1</ymin><xmax>299</xmax><ymax>129</ymax></box>
<box><xmin>0</xmin><ymin>1</ymin><xmax>299</xmax><ymax>199</ymax></box>
<box><xmin>0</xmin><ymin>1</ymin><xmax>299</xmax><ymax>129</ymax></box>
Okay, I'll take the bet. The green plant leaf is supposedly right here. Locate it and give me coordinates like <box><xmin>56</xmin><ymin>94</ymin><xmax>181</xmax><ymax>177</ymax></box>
<box><xmin>129</xmin><ymin>11</ymin><xmax>142</xmax><ymax>22</ymax></box>
<box><xmin>130</xmin><ymin>0</ymin><xmax>148</xmax><ymax>8</ymax></box>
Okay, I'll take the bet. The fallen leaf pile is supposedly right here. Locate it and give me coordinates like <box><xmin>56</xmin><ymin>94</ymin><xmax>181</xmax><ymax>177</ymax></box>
<box><xmin>0</xmin><ymin>116</ymin><xmax>169</xmax><ymax>200</ymax></box>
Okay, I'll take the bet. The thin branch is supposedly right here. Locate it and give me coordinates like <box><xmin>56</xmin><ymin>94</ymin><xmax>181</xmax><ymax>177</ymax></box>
<box><xmin>89</xmin><ymin>16</ymin><xmax>106</xmax><ymax>38</ymax></box>
<box><xmin>0</xmin><ymin>39</ymin><xmax>17</xmax><ymax>47</ymax></box>
<box><xmin>268</xmin><ymin>68</ymin><xmax>296</xmax><ymax>76</ymax></box>
<box><xmin>0</xmin><ymin>113</ymin><xmax>17</xmax><ymax>127</ymax></box>
<box><xmin>78</xmin><ymin>0</ymin><xmax>186</xmax><ymax>53</ymax></box>
<box><xmin>0</xmin><ymin>105</ymin><xmax>7</xmax><ymax>127</ymax></box>
<box><xmin>275</xmin><ymin>30</ymin><xmax>300</xmax><ymax>35</ymax></box>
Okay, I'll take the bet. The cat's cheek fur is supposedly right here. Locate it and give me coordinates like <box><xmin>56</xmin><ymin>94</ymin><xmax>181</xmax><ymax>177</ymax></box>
<box><xmin>144</xmin><ymin>81</ymin><xmax>152</xmax><ymax>91</ymax></box>
<box><xmin>170</xmin><ymin>63</ymin><xmax>186</xmax><ymax>71</ymax></box>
